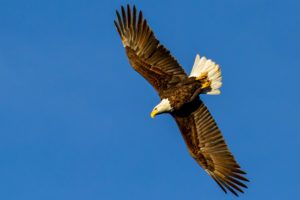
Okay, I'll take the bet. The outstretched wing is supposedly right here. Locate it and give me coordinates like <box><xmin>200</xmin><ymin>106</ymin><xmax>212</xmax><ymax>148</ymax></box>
<box><xmin>172</xmin><ymin>98</ymin><xmax>249</xmax><ymax>196</ymax></box>
<box><xmin>114</xmin><ymin>5</ymin><xmax>188</xmax><ymax>95</ymax></box>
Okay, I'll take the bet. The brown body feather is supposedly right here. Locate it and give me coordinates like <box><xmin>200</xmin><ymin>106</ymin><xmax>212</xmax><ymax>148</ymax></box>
<box><xmin>114</xmin><ymin>5</ymin><xmax>249</xmax><ymax>196</ymax></box>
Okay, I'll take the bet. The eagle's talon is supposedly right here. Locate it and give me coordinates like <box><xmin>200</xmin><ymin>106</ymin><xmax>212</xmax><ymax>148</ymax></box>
<box><xmin>201</xmin><ymin>80</ymin><xmax>211</xmax><ymax>89</ymax></box>
<box><xmin>196</xmin><ymin>72</ymin><xmax>208</xmax><ymax>81</ymax></box>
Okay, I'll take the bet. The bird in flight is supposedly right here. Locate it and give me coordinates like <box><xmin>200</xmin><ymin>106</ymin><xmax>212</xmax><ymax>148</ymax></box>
<box><xmin>114</xmin><ymin>5</ymin><xmax>249</xmax><ymax>196</ymax></box>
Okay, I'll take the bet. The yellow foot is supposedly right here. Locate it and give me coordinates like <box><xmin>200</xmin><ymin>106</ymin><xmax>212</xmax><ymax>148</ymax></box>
<box><xmin>201</xmin><ymin>80</ymin><xmax>211</xmax><ymax>89</ymax></box>
<box><xmin>196</xmin><ymin>72</ymin><xmax>208</xmax><ymax>80</ymax></box>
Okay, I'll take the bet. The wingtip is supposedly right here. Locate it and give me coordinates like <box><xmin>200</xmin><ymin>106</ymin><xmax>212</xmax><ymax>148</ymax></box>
<box><xmin>121</xmin><ymin>5</ymin><xmax>126</xmax><ymax>16</ymax></box>
<box><xmin>127</xmin><ymin>4</ymin><xmax>131</xmax><ymax>13</ymax></box>
<box><xmin>115</xmin><ymin>9</ymin><xmax>120</xmax><ymax>17</ymax></box>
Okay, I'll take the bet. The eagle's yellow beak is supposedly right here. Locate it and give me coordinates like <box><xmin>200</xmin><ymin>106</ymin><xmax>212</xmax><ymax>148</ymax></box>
<box><xmin>151</xmin><ymin>108</ymin><xmax>158</xmax><ymax>118</ymax></box>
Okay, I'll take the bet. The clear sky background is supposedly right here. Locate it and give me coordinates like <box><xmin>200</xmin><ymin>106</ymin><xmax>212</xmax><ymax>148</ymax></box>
<box><xmin>0</xmin><ymin>0</ymin><xmax>299</xmax><ymax>199</ymax></box>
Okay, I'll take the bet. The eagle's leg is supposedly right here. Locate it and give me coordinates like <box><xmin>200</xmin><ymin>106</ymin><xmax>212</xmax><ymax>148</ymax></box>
<box><xmin>201</xmin><ymin>80</ymin><xmax>211</xmax><ymax>89</ymax></box>
<box><xmin>196</xmin><ymin>72</ymin><xmax>208</xmax><ymax>81</ymax></box>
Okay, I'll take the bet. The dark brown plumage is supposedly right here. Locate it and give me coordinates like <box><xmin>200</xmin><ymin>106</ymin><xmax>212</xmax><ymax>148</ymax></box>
<box><xmin>114</xmin><ymin>5</ymin><xmax>249</xmax><ymax>196</ymax></box>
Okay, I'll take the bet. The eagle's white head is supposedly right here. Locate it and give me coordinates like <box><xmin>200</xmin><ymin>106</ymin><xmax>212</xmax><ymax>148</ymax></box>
<box><xmin>151</xmin><ymin>98</ymin><xmax>173</xmax><ymax>118</ymax></box>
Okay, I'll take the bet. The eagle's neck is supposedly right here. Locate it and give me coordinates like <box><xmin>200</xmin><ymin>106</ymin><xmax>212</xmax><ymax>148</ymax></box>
<box><xmin>156</xmin><ymin>98</ymin><xmax>173</xmax><ymax>113</ymax></box>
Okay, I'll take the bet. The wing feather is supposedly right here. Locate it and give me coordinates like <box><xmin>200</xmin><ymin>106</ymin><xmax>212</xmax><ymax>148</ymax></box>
<box><xmin>172</xmin><ymin>98</ymin><xmax>249</xmax><ymax>196</ymax></box>
<box><xmin>114</xmin><ymin>5</ymin><xmax>188</xmax><ymax>94</ymax></box>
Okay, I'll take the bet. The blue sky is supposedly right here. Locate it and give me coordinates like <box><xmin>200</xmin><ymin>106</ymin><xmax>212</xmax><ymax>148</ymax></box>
<box><xmin>0</xmin><ymin>0</ymin><xmax>299</xmax><ymax>199</ymax></box>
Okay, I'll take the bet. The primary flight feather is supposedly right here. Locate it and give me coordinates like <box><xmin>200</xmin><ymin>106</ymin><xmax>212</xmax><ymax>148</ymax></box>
<box><xmin>114</xmin><ymin>5</ymin><xmax>249</xmax><ymax>196</ymax></box>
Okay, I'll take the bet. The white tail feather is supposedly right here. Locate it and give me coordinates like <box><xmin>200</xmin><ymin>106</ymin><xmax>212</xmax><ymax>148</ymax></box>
<box><xmin>189</xmin><ymin>54</ymin><xmax>222</xmax><ymax>95</ymax></box>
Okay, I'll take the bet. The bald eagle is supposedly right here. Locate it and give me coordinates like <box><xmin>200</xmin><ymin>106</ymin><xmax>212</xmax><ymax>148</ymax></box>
<box><xmin>114</xmin><ymin>5</ymin><xmax>249</xmax><ymax>196</ymax></box>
